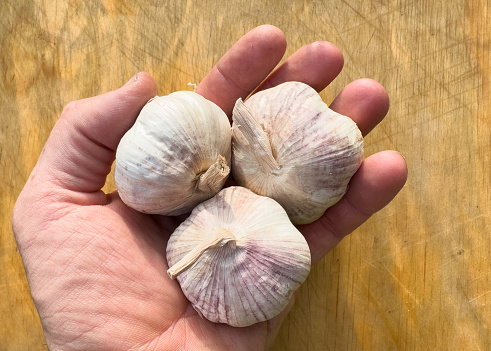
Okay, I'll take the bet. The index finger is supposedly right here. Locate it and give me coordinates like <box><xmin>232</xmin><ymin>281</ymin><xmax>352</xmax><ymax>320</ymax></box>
<box><xmin>195</xmin><ymin>25</ymin><xmax>287</xmax><ymax>116</ymax></box>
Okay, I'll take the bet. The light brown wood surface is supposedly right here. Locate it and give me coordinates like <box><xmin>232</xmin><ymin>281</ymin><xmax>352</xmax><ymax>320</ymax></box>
<box><xmin>1</xmin><ymin>0</ymin><xmax>490</xmax><ymax>350</ymax></box>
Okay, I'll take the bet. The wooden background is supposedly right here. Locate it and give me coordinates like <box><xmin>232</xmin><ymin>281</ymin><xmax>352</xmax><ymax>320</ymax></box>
<box><xmin>1</xmin><ymin>0</ymin><xmax>490</xmax><ymax>350</ymax></box>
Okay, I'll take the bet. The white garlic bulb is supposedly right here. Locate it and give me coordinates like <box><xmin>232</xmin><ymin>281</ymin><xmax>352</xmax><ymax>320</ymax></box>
<box><xmin>166</xmin><ymin>186</ymin><xmax>311</xmax><ymax>327</ymax></box>
<box><xmin>115</xmin><ymin>91</ymin><xmax>232</xmax><ymax>216</ymax></box>
<box><xmin>231</xmin><ymin>81</ymin><xmax>364</xmax><ymax>225</ymax></box>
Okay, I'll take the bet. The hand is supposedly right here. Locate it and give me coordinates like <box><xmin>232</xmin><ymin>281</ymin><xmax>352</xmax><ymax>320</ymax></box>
<box><xmin>12</xmin><ymin>25</ymin><xmax>407</xmax><ymax>351</ymax></box>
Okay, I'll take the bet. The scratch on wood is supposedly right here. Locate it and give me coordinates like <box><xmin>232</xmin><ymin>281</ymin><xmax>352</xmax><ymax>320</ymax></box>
<box><xmin>469</xmin><ymin>290</ymin><xmax>491</xmax><ymax>303</ymax></box>
<box><xmin>382</xmin><ymin>263</ymin><xmax>419</xmax><ymax>307</ymax></box>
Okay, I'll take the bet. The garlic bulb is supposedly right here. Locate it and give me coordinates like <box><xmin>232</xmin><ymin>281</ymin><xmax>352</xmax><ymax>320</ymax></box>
<box><xmin>231</xmin><ymin>81</ymin><xmax>364</xmax><ymax>225</ymax></box>
<box><xmin>166</xmin><ymin>186</ymin><xmax>311</xmax><ymax>327</ymax></box>
<box><xmin>115</xmin><ymin>91</ymin><xmax>232</xmax><ymax>216</ymax></box>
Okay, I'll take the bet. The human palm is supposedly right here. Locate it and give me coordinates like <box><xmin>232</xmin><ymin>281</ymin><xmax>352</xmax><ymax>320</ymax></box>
<box><xmin>12</xmin><ymin>25</ymin><xmax>407</xmax><ymax>350</ymax></box>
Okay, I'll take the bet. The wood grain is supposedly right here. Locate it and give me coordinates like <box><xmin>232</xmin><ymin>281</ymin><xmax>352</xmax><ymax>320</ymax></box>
<box><xmin>1</xmin><ymin>0</ymin><xmax>489</xmax><ymax>350</ymax></box>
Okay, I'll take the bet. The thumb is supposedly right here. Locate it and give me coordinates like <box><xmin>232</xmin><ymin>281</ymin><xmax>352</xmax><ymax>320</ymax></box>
<box><xmin>37</xmin><ymin>72</ymin><xmax>158</xmax><ymax>194</ymax></box>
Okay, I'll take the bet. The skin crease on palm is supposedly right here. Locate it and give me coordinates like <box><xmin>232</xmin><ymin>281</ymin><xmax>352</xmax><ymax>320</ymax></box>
<box><xmin>11</xmin><ymin>25</ymin><xmax>408</xmax><ymax>351</ymax></box>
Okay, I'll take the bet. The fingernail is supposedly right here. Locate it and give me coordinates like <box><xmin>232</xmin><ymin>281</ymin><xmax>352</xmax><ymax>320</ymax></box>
<box><xmin>124</xmin><ymin>73</ymin><xmax>139</xmax><ymax>86</ymax></box>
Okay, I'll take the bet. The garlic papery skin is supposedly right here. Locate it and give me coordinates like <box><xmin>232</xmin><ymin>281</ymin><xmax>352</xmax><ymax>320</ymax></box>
<box><xmin>166</xmin><ymin>186</ymin><xmax>311</xmax><ymax>327</ymax></box>
<box><xmin>231</xmin><ymin>81</ymin><xmax>364</xmax><ymax>225</ymax></box>
<box><xmin>115</xmin><ymin>91</ymin><xmax>232</xmax><ymax>216</ymax></box>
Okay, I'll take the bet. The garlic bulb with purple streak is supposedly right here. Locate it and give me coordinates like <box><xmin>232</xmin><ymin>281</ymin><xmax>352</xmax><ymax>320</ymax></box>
<box><xmin>231</xmin><ymin>81</ymin><xmax>364</xmax><ymax>225</ymax></box>
<box><xmin>166</xmin><ymin>186</ymin><xmax>311</xmax><ymax>327</ymax></box>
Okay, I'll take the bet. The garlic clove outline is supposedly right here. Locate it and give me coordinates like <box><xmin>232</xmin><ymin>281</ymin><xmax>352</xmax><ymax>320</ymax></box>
<box><xmin>166</xmin><ymin>186</ymin><xmax>312</xmax><ymax>327</ymax></box>
<box><xmin>231</xmin><ymin>81</ymin><xmax>364</xmax><ymax>225</ymax></box>
<box><xmin>115</xmin><ymin>91</ymin><xmax>232</xmax><ymax>216</ymax></box>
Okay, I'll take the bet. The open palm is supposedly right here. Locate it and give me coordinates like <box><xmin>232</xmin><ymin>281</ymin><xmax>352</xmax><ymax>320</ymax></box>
<box><xmin>12</xmin><ymin>25</ymin><xmax>407</xmax><ymax>351</ymax></box>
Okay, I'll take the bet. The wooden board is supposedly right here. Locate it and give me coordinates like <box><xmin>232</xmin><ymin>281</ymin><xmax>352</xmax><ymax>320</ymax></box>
<box><xmin>1</xmin><ymin>0</ymin><xmax>490</xmax><ymax>349</ymax></box>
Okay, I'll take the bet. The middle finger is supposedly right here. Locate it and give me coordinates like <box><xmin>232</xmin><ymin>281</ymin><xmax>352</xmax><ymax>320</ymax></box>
<box><xmin>254</xmin><ymin>41</ymin><xmax>344</xmax><ymax>93</ymax></box>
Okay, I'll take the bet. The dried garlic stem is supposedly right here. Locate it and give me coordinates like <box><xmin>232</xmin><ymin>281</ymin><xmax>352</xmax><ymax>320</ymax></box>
<box><xmin>167</xmin><ymin>227</ymin><xmax>236</xmax><ymax>279</ymax></box>
<box><xmin>233</xmin><ymin>99</ymin><xmax>281</xmax><ymax>173</ymax></box>
<box><xmin>196</xmin><ymin>155</ymin><xmax>230</xmax><ymax>192</ymax></box>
